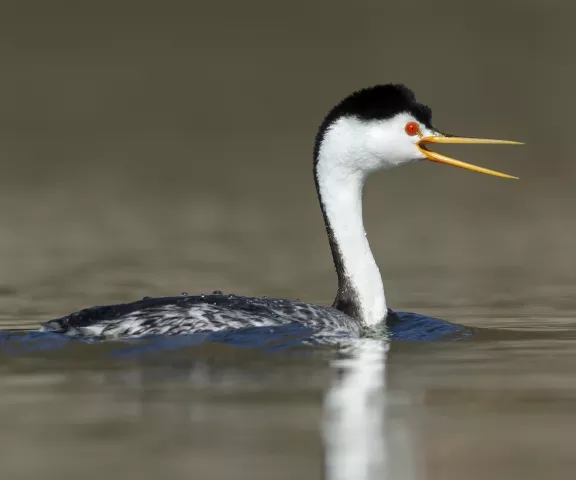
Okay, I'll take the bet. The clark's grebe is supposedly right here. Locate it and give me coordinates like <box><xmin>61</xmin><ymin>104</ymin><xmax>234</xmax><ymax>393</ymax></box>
<box><xmin>40</xmin><ymin>84</ymin><xmax>521</xmax><ymax>340</ymax></box>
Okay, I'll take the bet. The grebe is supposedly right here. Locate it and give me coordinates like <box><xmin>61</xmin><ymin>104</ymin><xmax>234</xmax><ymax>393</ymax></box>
<box><xmin>40</xmin><ymin>84</ymin><xmax>521</xmax><ymax>340</ymax></box>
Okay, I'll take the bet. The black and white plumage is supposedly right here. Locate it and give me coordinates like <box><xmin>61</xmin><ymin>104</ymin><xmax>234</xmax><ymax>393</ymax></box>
<box><xmin>40</xmin><ymin>84</ymin><xmax>519</xmax><ymax>341</ymax></box>
<box><xmin>41</xmin><ymin>293</ymin><xmax>362</xmax><ymax>340</ymax></box>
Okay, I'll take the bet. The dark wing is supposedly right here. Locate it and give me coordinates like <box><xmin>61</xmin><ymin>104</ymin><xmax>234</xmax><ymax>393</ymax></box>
<box><xmin>40</xmin><ymin>294</ymin><xmax>361</xmax><ymax>339</ymax></box>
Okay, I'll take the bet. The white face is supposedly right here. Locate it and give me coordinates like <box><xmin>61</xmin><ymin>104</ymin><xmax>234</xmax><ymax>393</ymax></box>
<box><xmin>363</xmin><ymin>112</ymin><xmax>438</xmax><ymax>169</ymax></box>
<box><xmin>320</xmin><ymin>112</ymin><xmax>440</xmax><ymax>175</ymax></box>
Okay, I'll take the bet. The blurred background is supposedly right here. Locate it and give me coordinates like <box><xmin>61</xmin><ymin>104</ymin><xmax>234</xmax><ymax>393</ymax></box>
<box><xmin>0</xmin><ymin>1</ymin><xmax>575</xmax><ymax>479</ymax></box>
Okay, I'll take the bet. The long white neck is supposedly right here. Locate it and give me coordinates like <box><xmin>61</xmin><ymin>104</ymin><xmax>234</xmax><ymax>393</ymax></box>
<box><xmin>314</xmin><ymin>119</ymin><xmax>387</xmax><ymax>327</ymax></box>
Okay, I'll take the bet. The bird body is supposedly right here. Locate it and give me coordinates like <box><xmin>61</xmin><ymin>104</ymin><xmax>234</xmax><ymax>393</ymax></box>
<box><xmin>41</xmin><ymin>293</ymin><xmax>361</xmax><ymax>340</ymax></box>
<box><xmin>40</xmin><ymin>84</ymin><xmax>520</xmax><ymax>341</ymax></box>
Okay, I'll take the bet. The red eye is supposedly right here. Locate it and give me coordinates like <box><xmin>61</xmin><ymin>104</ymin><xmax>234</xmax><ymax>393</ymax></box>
<box><xmin>405</xmin><ymin>122</ymin><xmax>420</xmax><ymax>136</ymax></box>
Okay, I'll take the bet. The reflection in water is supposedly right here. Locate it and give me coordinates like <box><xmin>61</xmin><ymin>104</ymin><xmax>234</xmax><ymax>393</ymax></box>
<box><xmin>323</xmin><ymin>339</ymin><xmax>389</xmax><ymax>480</ymax></box>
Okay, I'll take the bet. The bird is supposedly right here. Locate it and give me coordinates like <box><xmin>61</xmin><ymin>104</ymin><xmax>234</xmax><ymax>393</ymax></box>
<box><xmin>39</xmin><ymin>84</ymin><xmax>521</xmax><ymax>342</ymax></box>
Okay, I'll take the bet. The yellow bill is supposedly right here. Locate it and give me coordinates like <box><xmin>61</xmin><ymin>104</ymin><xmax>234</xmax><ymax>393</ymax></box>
<box><xmin>417</xmin><ymin>135</ymin><xmax>523</xmax><ymax>179</ymax></box>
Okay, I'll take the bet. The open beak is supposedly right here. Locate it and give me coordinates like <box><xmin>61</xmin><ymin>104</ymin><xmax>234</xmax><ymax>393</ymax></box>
<box><xmin>417</xmin><ymin>135</ymin><xmax>522</xmax><ymax>179</ymax></box>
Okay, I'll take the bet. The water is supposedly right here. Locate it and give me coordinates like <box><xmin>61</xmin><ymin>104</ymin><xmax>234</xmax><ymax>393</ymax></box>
<box><xmin>1</xmin><ymin>1</ymin><xmax>576</xmax><ymax>479</ymax></box>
